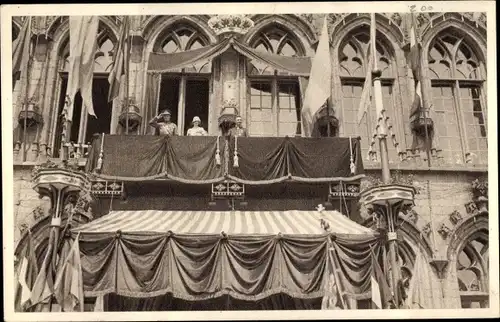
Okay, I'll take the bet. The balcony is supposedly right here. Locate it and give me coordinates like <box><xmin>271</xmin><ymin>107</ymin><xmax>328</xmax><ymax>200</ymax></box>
<box><xmin>83</xmin><ymin>134</ymin><xmax>364</xmax><ymax>184</ymax></box>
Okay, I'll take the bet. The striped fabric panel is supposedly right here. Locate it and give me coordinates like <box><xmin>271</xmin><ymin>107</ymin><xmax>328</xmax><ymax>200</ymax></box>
<box><xmin>73</xmin><ymin>210</ymin><xmax>373</xmax><ymax>235</ymax></box>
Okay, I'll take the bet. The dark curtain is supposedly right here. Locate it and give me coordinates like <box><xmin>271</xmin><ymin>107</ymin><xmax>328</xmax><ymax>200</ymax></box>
<box><xmin>228</xmin><ymin>137</ymin><xmax>290</xmax><ymax>183</ymax></box>
<box><xmin>142</xmin><ymin>73</ymin><xmax>161</xmax><ymax>135</ymax></box>
<box><xmin>72</xmin><ymin>232</ymin><xmax>380</xmax><ymax>303</ymax></box>
<box><xmin>86</xmin><ymin>135</ymin><xmax>364</xmax><ymax>183</ymax></box>
<box><xmin>287</xmin><ymin>138</ymin><xmax>363</xmax><ymax>180</ymax></box>
<box><xmin>105</xmin><ymin>293</ymin><xmax>322</xmax><ymax>311</ymax></box>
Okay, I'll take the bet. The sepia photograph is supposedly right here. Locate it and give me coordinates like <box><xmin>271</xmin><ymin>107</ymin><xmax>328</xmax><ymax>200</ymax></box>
<box><xmin>2</xmin><ymin>1</ymin><xmax>498</xmax><ymax>320</ymax></box>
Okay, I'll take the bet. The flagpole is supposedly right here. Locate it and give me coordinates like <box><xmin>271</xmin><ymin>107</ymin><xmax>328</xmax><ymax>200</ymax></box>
<box><xmin>413</xmin><ymin>13</ymin><xmax>432</xmax><ymax>168</ymax></box>
<box><xmin>125</xmin><ymin>18</ymin><xmax>130</xmax><ymax>135</ymax></box>
<box><xmin>326</xmin><ymin>18</ymin><xmax>331</xmax><ymax>137</ymax></box>
<box><xmin>22</xmin><ymin>20</ymin><xmax>34</xmax><ymax>162</ymax></box>
<box><xmin>371</xmin><ymin>13</ymin><xmax>399</xmax><ymax>307</ymax></box>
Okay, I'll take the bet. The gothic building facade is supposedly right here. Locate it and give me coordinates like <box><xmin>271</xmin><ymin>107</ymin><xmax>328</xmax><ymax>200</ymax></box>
<box><xmin>12</xmin><ymin>13</ymin><xmax>489</xmax><ymax>309</ymax></box>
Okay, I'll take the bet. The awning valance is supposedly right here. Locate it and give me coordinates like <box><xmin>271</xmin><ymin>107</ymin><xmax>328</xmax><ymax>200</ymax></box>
<box><xmin>85</xmin><ymin>135</ymin><xmax>364</xmax><ymax>184</ymax></box>
<box><xmin>72</xmin><ymin>210</ymin><xmax>374</xmax><ymax>236</ymax></box>
<box><xmin>148</xmin><ymin>38</ymin><xmax>312</xmax><ymax>76</ymax></box>
<box><xmin>67</xmin><ymin>210</ymin><xmax>379</xmax><ymax>301</ymax></box>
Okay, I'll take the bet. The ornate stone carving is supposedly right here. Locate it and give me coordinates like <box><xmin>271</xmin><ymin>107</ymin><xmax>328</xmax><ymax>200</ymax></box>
<box><xmin>388</xmin><ymin>13</ymin><xmax>403</xmax><ymax>27</ymax></box>
<box><xmin>421</xmin><ymin>222</ymin><xmax>432</xmax><ymax>237</ymax></box>
<box><xmin>297</xmin><ymin>14</ymin><xmax>315</xmax><ymax>25</ymax></box>
<box><xmin>31</xmin><ymin>16</ymin><xmax>57</xmax><ymax>35</ymax></box>
<box><xmin>471</xmin><ymin>178</ymin><xmax>488</xmax><ymax>214</ymax></box>
<box><xmin>119</xmin><ymin>99</ymin><xmax>142</xmax><ymax>132</ymax></box>
<box><xmin>18</xmin><ymin>101</ymin><xmax>43</xmax><ymax>128</ymax></box>
<box><xmin>430</xmin><ymin>258</ymin><xmax>449</xmax><ymax>279</ymax></box>
<box><xmin>449</xmin><ymin>210</ymin><xmax>463</xmax><ymax>225</ymax></box>
<box><xmin>437</xmin><ymin>223</ymin><xmax>451</xmax><ymax>239</ymax></box>
<box><xmin>208</xmin><ymin>15</ymin><xmax>254</xmax><ymax>36</ymax></box>
<box><xmin>465</xmin><ymin>201</ymin><xmax>478</xmax><ymax>215</ymax></box>
<box><xmin>472</xmin><ymin>178</ymin><xmax>488</xmax><ymax>198</ymax></box>
<box><xmin>363</xmin><ymin>171</ymin><xmax>414</xmax><ymax>190</ymax></box>
<box><xmin>404</xmin><ymin>209</ymin><xmax>419</xmax><ymax>224</ymax></box>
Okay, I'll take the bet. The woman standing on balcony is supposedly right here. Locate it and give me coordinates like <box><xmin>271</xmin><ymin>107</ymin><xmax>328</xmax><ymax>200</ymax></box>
<box><xmin>187</xmin><ymin>116</ymin><xmax>208</xmax><ymax>136</ymax></box>
<box><xmin>149</xmin><ymin>110</ymin><xmax>178</xmax><ymax>136</ymax></box>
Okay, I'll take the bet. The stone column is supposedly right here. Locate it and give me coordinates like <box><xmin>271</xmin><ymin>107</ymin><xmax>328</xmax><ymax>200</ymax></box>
<box><xmin>19</xmin><ymin>19</ymin><xmax>50</xmax><ymax>162</ymax></box>
<box><xmin>210</xmin><ymin>48</ymin><xmax>241</xmax><ymax>134</ymax></box>
<box><xmin>117</xmin><ymin>16</ymin><xmax>145</xmax><ymax>135</ymax></box>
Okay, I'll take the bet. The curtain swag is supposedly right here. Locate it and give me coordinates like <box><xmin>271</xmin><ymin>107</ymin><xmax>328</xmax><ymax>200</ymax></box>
<box><xmin>147</xmin><ymin>38</ymin><xmax>312</xmax><ymax>76</ymax></box>
<box><xmin>86</xmin><ymin>135</ymin><xmax>364</xmax><ymax>184</ymax></box>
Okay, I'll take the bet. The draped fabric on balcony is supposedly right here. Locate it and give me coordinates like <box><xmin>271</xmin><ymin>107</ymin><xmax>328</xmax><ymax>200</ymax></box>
<box><xmin>85</xmin><ymin>135</ymin><xmax>364</xmax><ymax>183</ymax></box>
<box><xmin>148</xmin><ymin>38</ymin><xmax>233</xmax><ymax>73</ymax></box>
<box><xmin>147</xmin><ymin>38</ymin><xmax>312</xmax><ymax>76</ymax></box>
<box><xmin>66</xmin><ymin>210</ymin><xmax>379</xmax><ymax>303</ymax></box>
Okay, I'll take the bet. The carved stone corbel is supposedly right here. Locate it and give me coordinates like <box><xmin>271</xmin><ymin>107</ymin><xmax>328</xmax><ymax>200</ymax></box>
<box><xmin>430</xmin><ymin>258</ymin><xmax>449</xmax><ymax>279</ymax></box>
<box><xmin>449</xmin><ymin>210</ymin><xmax>463</xmax><ymax>225</ymax></box>
<box><xmin>437</xmin><ymin>223</ymin><xmax>452</xmax><ymax>239</ymax></box>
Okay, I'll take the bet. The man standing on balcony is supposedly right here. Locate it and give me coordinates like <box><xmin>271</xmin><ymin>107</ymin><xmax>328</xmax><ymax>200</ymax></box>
<box><xmin>149</xmin><ymin>110</ymin><xmax>178</xmax><ymax>136</ymax></box>
<box><xmin>187</xmin><ymin>116</ymin><xmax>208</xmax><ymax>136</ymax></box>
<box><xmin>230</xmin><ymin>116</ymin><xmax>248</xmax><ymax>137</ymax></box>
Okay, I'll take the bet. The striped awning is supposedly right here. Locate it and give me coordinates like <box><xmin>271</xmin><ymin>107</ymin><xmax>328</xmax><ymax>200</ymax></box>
<box><xmin>73</xmin><ymin>210</ymin><xmax>373</xmax><ymax>235</ymax></box>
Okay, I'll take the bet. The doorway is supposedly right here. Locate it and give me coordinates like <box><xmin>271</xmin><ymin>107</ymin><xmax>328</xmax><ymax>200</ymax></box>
<box><xmin>184</xmin><ymin>79</ymin><xmax>209</xmax><ymax>135</ymax></box>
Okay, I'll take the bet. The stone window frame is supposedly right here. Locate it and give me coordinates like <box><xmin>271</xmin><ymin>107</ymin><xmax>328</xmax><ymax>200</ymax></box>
<box><xmin>152</xmin><ymin>23</ymin><xmax>213</xmax><ymax>135</ymax></box>
<box><xmin>48</xmin><ymin>18</ymin><xmax>120</xmax><ymax>156</ymax></box>
<box><xmin>448</xmin><ymin>213</ymin><xmax>489</xmax><ymax>309</ymax></box>
<box><xmin>245</xmin><ymin>23</ymin><xmax>306</xmax><ymax>137</ymax></box>
<box><xmin>426</xmin><ymin>29</ymin><xmax>487</xmax><ymax>166</ymax></box>
<box><xmin>337</xmin><ymin>26</ymin><xmax>400</xmax><ymax>164</ymax></box>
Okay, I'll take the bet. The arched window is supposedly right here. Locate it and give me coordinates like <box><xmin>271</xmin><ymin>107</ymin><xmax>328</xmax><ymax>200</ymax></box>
<box><xmin>338</xmin><ymin>27</ymin><xmax>398</xmax><ymax>163</ymax></box>
<box><xmin>52</xmin><ymin>21</ymin><xmax>117</xmax><ymax>157</ymax></box>
<box><xmin>247</xmin><ymin>25</ymin><xmax>303</xmax><ymax>137</ymax></box>
<box><xmin>154</xmin><ymin>24</ymin><xmax>212</xmax><ymax>135</ymax></box>
<box><xmin>428</xmin><ymin>30</ymin><xmax>487</xmax><ymax>165</ymax></box>
<box><xmin>457</xmin><ymin>232</ymin><xmax>489</xmax><ymax>308</ymax></box>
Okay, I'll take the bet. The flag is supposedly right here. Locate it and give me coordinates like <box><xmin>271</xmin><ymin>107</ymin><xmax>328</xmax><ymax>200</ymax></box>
<box><xmin>407</xmin><ymin>13</ymin><xmax>423</xmax><ymax>121</ymax></box>
<box><xmin>404</xmin><ymin>251</ymin><xmax>427</xmax><ymax>309</ymax></box>
<box><xmin>94</xmin><ymin>295</ymin><xmax>105</xmax><ymax>312</ymax></box>
<box><xmin>108</xmin><ymin>16</ymin><xmax>130</xmax><ymax>102</ymax></box>
<box><xmin>15</xmin><ymin>231</ymin><xmax>39</xmax><ymax>311</ymax></box>
<box><xmin>357</xmin><ymin>51</ymin><xmax>373</xmax><ymax>124</ymax></box>
<box><xmin>66</xmin><ymin>16</ymin><xmax>100</xmax><ymax>118</ymax></box>
<box><xmin>301</xmin><ymin>17</ymin><xmax>331</xmax><ymax>137</ymax></box>
<box><xmin>53</xmin><ymin>235</ymin><xmax>84</xmax><ymax>312</ymax></box>
<box><xmin>29</xmin><ymin>244</ymin><xmax>55</xmax><ymax>311</ymax></box>
<box><xmin>371</xmin><ymin>249</ymin><xmax>393</xmax><ymax>309</ymax></box>
<box><xmin>13</xmin><ymin>17</ymin><xmax>32</xmax><ymax>83</ymax></box>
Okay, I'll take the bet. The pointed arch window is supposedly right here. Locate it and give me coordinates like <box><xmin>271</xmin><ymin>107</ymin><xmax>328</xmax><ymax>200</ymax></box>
<box><xmin>338</xmin><ymin>27</ymin><xmax>398</xmax><ymax>163</ymax></box>
<box><xmin>456</xmin><ymin>232</ymin><xmax>489</xmax><ymax>308</ymax></box>
<box><xmin>428</xmin><ymin>30</ymin><xmax>487</xmax><ymax>165</ymax></box>
<box><xmin>247</xmin><ymin>26</ymin><xmax>304</xmax><ymax>137</ymax></box>
<box><xmin>153</xmin><ymin>25</ymin><xmax>212</xmax><ymax>135</ymax></box>
<box><xmin>52</xmin><ymin>22</ymin><xmax>117</xmax><ymax>157</ymax></box>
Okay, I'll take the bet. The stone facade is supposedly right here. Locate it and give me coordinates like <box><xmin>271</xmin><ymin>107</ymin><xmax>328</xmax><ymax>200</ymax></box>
<box><xmin>11</xmin><ymin>13</ymin><xmax>489</xmax><ymax>309</ymax></box>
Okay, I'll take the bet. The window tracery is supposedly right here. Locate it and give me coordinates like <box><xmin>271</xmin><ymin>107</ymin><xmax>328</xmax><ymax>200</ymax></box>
<box><xmin>338</xmin><ymin>27</ymin><xmax>398</xmax><ymax>163</ymax></box>
<box><xmin>428</xmin><ymin>29</ymin><xmax>487</xmax><ymax>165</ymax></box>
<box><xmin>246</xmin><ymin>25</ymin><xmax>304</xmax><ymax>137</ymax></box>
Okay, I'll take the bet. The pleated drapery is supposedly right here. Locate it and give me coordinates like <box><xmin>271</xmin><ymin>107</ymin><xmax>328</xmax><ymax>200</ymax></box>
<box><xmin>86</xmin><ymin>135</ymin><xmax>364</xmax><ymax>183</ymax></box>
<box><xmin>147</xmin><ymin>38</ymin><xmax>311</xmax><ymax>76</ymax></box>
<box><xmin>72</xmin><ymin>233</ymin><xmax>379</xmax><ymax>301</ymax></box>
